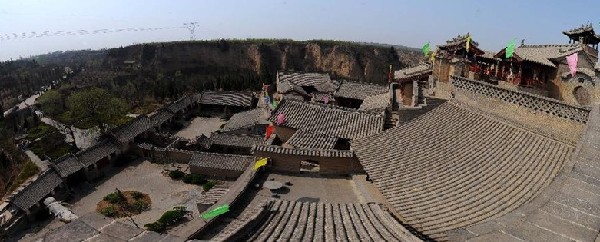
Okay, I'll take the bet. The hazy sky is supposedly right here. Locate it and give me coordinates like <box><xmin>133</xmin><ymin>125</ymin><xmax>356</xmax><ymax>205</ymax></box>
<box><xmin>0</xmin><ymin>0</ymin><xmax>599</xmax><ymax>61</ymax></box>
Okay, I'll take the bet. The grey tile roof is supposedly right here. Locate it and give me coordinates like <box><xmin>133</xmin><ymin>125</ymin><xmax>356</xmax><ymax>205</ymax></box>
<box><xmin>269</xmin><ymin>99</ymin><xmax>384</xmax><ymax>139</ymax></box>
<box><xmin>286</xmin><ymin>130</ymin><xmax>338</xmax><ymax>150</ymax></box>
<box><xmin>358</xmin><ymin>93</ymin><xmax>390</xmax><ymax>112</ymax></box>
<box><xmin>76</xmin><ymin>139</ymin><xmax>119</xmax><ymax>167</ymax></box>
<box><xmin>148</xmin><ymin>109</ymin><xmax>174</xmax><ymax>128</ymax></box>
<box><xmin>512</xmin><ymin>44</ymin><xmax>582</xmax><ymax>67</ymax></box>
<box><xmin>189</xmin><ymin>152</ymin><xmax>253</xmax><ymax>172</ymax></box>
<box><xmin>439</xmin><ymin>34</ymin><xmax>480</xmax><ymax>48</ymax></box>
<box><xmin>282</xmin><ymin>93</ymin><xmax>305</xmax><ymax>101</ymax></box>
<box><xmin>199</xmin><ymin>91</ymin><xmax>254</xmax><ymax>107</ymax></box>
<box><xmin>111</xmin><ymin>116</ymin><xmax>153</xmax><ymax>143</ymax></box>
<box><xmin>310</xmin><ymin>92</ymin><xmax>335</xmax><ymax>103</ymax></box>
<box><xmin>394</xmin><ymin>63</ymin><xmax>432</xmax><ymax>79</ymax></box>
<box><xmin>246</xmin><ymin>200</ymin><xmax>419</xmax><ymax>241</ymax></box>
<box><xmin>52</xmin><ymin>154</ymin><xmax>83</xmax><ymax>178</ymax></box>
<box><xmin>11</xmin><ymin>170</ymin><xmax>63</xmax><ymax>211</ymax></box>
<box><xmin>352</xmin><ymin>101</ymin><xmax>573</xmax><ymax>240</ymax></box>
<box><xmin>562</xmin><ymin>23</ymin><xmax>599</xmax><ymax>37</ymax></box>
<box><xmin>480</xmin><ymin>50</ymin><xmax>500</xmax><ymax>61</ymax></box>
<box><xmin>277</xmin><ymin>80</ymin><xmax>308</xmax><ymax>95</ymax></box>
<box><xmin>209</xmin><ymin>133</ymin><xmax>264</xmax><ymax>148</ymax></box>
<box><xmin>222</xmin><ymin>109</ymin><xmax>270</xmax><ymax>132</ymax></box>
<box><xmin>334</xmin><ymin>81</ymin><xmax>388</xmax><ymax>100</ymax></box>
<box><xmin>277</xmin><ymin>72</ymin><xmax>337</xmax><ymax>92</ymax></box>
<box><xmin>166</xmin><ymin>96</ymin><xmax>194</xmax><ymax>114</ymax></box>
<box><xmin>254</xmin><ymin>145</ymin><xmax>354</xmax><ymax>158</ymax></box>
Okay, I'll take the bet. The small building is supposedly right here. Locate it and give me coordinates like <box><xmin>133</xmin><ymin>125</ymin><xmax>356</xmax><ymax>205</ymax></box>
<box><xmin>221</xmin><ymin>108</ymin><xmax>270</xmax><ymax>135</ymax></box>
<box><xmin>188</xmin><ymin>152</ymin><xmax>253</xmax><ymax>180</ymax></box>
<box><xmin>333</xmin><ymin>80</ymin><xmax>388</xmax><ymax>108</ymax></box>
<box><xmin>268</xmin><ymin>99</ymin><xmax>384</xmax><ymax>142</ymax></box>
<box><xmin>208</xmin><ymin>132</ymin><xmax>264</xmax><ymax>155</ymax></box>
<box><xmin>432</xmin><ymin>34</ymin><xmax>485</xmax><ymax>83</ymax></box>
<box><xmin>275</xmin><ymin>71</ymin><xmax>339</xmax><ymax>102</ymax></box>
<box><xmin>394</xmin><ymin>63</ymin><xmax>432</xmax><ymax>107</ymax></box>
<box><xmin>8</xmin><ymin>170</ymin><xmax>64</xmax><ymax>215</ymax></box>
<box><xmin>253</xmin><ymin>145</ymin><xmax>361</xmax><ymax>175</ymax></box>
<box><xmin>493</xmin><ymin>24</ymin><xmax>599</xmax><ymax>105</ymax></box>
<box><xmin>198</xmin><ymin>91</ymin><xmax>256</xmax><ymax>114</ymax></box>
<box><xmin>75</xmin><ymin>139</ymin><xmax>121</xmax><ymax>180</ymax></box>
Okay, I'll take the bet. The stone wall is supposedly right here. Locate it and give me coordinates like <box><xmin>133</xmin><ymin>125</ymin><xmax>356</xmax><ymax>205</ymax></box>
<box><xmin>451</xmin><ymin>75</ymin><xmax>590</xmax><ymax>123</ymax></box>
<box><xmin>136</xmin><ymin>144</ymin><xmax>193</xmax><ymax>164</ymax></box>
<box><xmin>189</xmin><ymin>166</ymin><xmax>242</xmax><ymax>180</ymax></box>
<box><xmin>254</xmin><ymin>150</ymin><xmax>362</xmax><ymax>175</ymax></box>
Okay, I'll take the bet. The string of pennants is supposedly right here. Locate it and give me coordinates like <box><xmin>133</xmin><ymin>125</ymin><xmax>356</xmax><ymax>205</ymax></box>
<box><xmin>0</xmin><ymin>26</ymin><xmax>183</xmax><ymax>42</ymax></box>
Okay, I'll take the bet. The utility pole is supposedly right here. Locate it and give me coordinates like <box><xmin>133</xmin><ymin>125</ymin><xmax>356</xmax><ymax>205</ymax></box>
<box><xmin>183</xmin><ymin>22</ymin><xmax>199</xmax><ymax>41</ymax></box>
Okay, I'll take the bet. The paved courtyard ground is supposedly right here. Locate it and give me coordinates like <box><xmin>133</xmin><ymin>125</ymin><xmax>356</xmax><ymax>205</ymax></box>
<box><xmin>255</xmin><ymin>172</ymin><xmax>365</xmax><ymax>204</ymax></box>
<box><xmin>68</xmin><ymin>160</ymin><xmax>205</xmax><ymax>227</ymax></box>
<box><xmin>13</xmin><ymin>160</ymin><xmax>231</xmax><ymax>241</ymax></box>
<box><xmin>174</xmin><ymin>117</ymin><xmax>224</xmax><ymax>139</ymax></box>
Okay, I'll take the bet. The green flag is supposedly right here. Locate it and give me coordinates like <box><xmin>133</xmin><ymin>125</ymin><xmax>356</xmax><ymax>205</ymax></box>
<box><xmin>506</xmin><ymin>39</ymin><xmax>516</xmax><ymax>59</ymax></box>
<box><xmin>200</xmin><ymin>204</ymin><xmax>230</xmax><ymax>220</ymax></box>
<box><xmin>422</xmin><ymin>42</ymin><xmax>430</xmax><ymax>56</ymax></box>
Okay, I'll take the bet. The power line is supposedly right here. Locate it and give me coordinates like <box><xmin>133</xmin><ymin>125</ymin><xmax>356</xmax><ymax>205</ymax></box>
<box><xmin>0</xmin><ymin>25</ymin><xmax>186</xmax><ymax>42</ymax></box>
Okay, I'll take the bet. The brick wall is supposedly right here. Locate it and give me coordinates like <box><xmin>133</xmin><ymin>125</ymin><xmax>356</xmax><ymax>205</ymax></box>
<box><xmin>254</xmin><ymin>150</ymin><xmax>363</xmax><ymax>175</ymax></box>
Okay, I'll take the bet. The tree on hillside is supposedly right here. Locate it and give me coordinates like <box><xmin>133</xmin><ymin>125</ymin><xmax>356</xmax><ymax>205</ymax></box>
<box><xmin>66</xmin><ymin>88</ymin><xmax>128</xmax><ymax>129</ymax></box>
<box><xmin>37</xmin><ymin>90</ymin><xmax>64</xmax><ymax>116</ymax></box>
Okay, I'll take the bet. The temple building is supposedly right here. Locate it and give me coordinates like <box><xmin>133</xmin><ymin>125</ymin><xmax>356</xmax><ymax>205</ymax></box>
<box><xmin>431</xmin><ymin>34</ymin><xmax>485</xmax><ymax>83</ymax></box>
<box><xmin>493</xmin><ymin>24</ymin><xmax>599</xmax><ymax>105</ymax></box>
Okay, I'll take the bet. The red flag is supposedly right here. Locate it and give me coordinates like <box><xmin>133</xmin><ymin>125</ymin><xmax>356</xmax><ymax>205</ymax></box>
<box><xmin>265</xmin><ymin>125</ymin><xmax>274</xmax><ymax>140</ymax></box>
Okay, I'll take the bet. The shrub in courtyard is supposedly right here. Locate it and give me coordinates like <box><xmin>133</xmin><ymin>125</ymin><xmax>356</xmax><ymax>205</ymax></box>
<box><xmin>97</xmin><ymin>190</ymin><xmax>151</xmax><ymax>218</ymax></box>
<box><xmin>182</xmin><ymin>174</ymin><xmax>206</xmax><ymax>185</ymax></box>
<box><xmin>169</xmin><ymin>170</ymin><xmax>185</xmax><ymax>180</ymax></box>
<box><xmin>157</xmin><ymin>207</ymin><xmax>188</xmax><ymax>226</ymax></box>
<box><xmin>100</xmin><ymin>205</ymin><xmax>117</xmax><ymax>217</ymax></box>
<box><xmin>131</xmin><ymin>200</ymin><xmax>150</xmax><ymax>213</ymax></box>
<box><xmin>144</xmin><ymin>207</ymin><xmax>189</xmax><ymax>233</ymax></box>
<box><xmin>103</xmin><ymin>191</ymin><xmax>125</xmax><ymax>204</ymax></box>
<box><xmin>131</xmin><ymin>191</ymin><xmax>144</xmax><ymax>200</ymax></box>
<box><xmin>203</xmin><ymin>180</ymin><xmax>217</xmax><ymax>192</ymax></box>
<box><xmin>144</xmin><ymin>222</ymin><xmax>166</xmax><ymax>233</ymax></box>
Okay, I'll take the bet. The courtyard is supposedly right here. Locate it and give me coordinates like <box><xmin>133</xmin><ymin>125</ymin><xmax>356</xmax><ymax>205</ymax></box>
<box><xmin>174</xmin><ymin>117</ymin><xmax>224</xmax><ymax>140</ymax></box>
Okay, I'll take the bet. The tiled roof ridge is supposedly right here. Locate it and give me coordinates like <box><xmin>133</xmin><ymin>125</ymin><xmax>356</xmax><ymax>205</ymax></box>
<box><xmin>563</xmin><ymin>23</ymin><xmax>594</xmax><ymax>34</ymax></box>
<box><xmin>518</xmin><ymin>44</ymin><xmax>579</xmax><ymax>48</ymax></box>
<box><xmin>279</xmin><ymin>99</ymin><xmax>383</xmax><ymax>116</ymax></box>
<box><xmin>192</xmin><ymin>151</ymin><xmax>254</xmax><ymax>159</ymax></box>
<box><xmin>254</xmin><ymin>144</ymin><xmax>354</xmax><ymax>157</ymax></box>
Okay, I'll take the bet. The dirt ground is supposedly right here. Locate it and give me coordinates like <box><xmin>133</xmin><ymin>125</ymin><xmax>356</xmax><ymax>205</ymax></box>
<box><xmin>174</xmin><ymin>117</ymin><xmax>224</xmax><ymax>139</ymax></box>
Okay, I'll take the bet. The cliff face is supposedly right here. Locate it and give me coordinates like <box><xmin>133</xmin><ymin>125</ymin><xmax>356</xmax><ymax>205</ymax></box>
<box><xmin>104</xmin><ymin>40</ymin><xmax>420</xmax><ymax>83</ymax></box>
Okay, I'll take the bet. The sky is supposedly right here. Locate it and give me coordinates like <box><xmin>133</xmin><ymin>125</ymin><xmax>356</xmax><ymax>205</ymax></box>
<box><xmin>0</xmin><ymin>0</ymin><xmax>599</xmax><ymax>61</ymax></box>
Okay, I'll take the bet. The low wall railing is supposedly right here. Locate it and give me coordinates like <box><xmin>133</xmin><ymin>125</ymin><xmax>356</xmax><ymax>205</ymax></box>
<box><xmin>451</xmin><ymin>75</ymin><xmax>590</xmax><ymax>123</ymax></box>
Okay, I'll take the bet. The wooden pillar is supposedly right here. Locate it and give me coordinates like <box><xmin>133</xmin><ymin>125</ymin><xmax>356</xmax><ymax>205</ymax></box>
<box><xmin>518</xmin><ymin>64</ymin><xmax>523</xmax><ymax>86</ymax></box>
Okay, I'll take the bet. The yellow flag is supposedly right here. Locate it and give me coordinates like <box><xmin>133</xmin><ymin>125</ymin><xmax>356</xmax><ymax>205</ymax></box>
<box><xmin>430</xmin><ymin>51</ymin><xmax>436</xmax><ymax>63</ymax></box>
<box><xmin>253</xmin><ymin>158</ymin><xmax>268</xmax><ymax>170</ymax></box>
<box><xmin>466</xmin><ymin>33</ymin><xmax>471</xmax><ymax>52</ymax></box>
